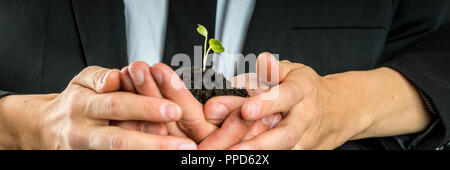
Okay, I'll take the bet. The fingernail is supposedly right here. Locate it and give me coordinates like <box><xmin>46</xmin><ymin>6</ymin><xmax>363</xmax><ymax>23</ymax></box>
<box><xmin>179</xmin><ymin>143</ymin><xmax>197</xmax><ymax>150</ymax></box>
<box><xmin>270</xmin><ymin>115</ymin><xmax>281</xmax><ymax>129</ymax></box>
<box><xmin>209</xmin><ymin>103</ymin><xmax>229</xmax><ymax>120</ymax></box>
<box><xmin>261</xmin><ymin>115</ymin><xmax>273</xmax><ymax>125</ymax></box>
<box><xmin>245</xmin><ymin>102</ymin><xmax>261</xmax><ymax>119</ymax></box>
<box><xmin>162</xmin><ymin>103</ymin><xmax>181</xmax><ymax>121</ymax></box>
<box><xmin>151</xmin><ymin>69</ymin><xmax>163</xmax><ymax>85</ymax></box>
<box><xmin>132</xmin><ymin>69</ymin><xmax>145</xmax><ymax>85</ymax></box>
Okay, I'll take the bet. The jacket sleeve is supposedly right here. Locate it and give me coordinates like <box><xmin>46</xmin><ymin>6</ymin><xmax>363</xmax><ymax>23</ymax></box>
<box><xmin>380</xmin><ymin>0</ymin><xmax>450</xmax><ymax>149</ymax></box>
<box><xmin>0</xmin><ymin>90</ymin><xmax>15</xmax><ymax>99</ymax></box>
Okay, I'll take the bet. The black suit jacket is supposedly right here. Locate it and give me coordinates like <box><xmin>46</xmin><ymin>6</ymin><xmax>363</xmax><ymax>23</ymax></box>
<box><xmin>0</xmin><ymin>0</ymin><xmax>449</xmax><ymax>150</ymax></box>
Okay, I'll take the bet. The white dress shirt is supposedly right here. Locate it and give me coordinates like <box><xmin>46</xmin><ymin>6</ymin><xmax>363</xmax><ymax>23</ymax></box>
<box><xmin>123</xmin><ymin>0</ymin><xmax>256</xmax><ymax>78</ymax></box>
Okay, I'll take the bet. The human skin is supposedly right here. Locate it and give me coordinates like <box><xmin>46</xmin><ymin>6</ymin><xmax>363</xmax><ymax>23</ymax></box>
<box><xmin>0</xmin><ymin>52</ymin><xmax>431</xmax><ymax>150</ymax></box>
<box><xmin>203</xmin><ymin>52</ymin><xmax>431</xmax><ymax>150</ymax></box>
<box><xmin>0</xmin><ymin>66</ymin><xmax>197</xmax><ymax>149</ymax></box>
<box><xmin>118</xmin><ymin>61</ymin><xmax>277</xmax><ymax>145</ymax></box>
<box><xmin>0</xmin><ymin>60</ymin><xmax>273</xmax><ymax>150</ymax></box>
<box><xmin>101</xmin><ymin>51</ymin><xmax>431</xmax><ymax>150</ymax></box>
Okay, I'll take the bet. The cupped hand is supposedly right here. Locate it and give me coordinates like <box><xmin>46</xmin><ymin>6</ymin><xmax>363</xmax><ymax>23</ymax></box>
<box><xmin>16</xmin><ymin>66</ymin><xmax>197</xmax><ymax>149</ymax></box>
<box><xmin>226</xmin><ymin>52</ymin><xmax>365</xmax><ymax>150</ymax></box>
<box><xmin>121</xmin><ymin>61</ymin><xmax>277</xmax><ymax>147</ymax></box>
<box><xmin>198</xmin><ymin>73</ymin><xmax>282</xmax><ymax>150</ymax></box>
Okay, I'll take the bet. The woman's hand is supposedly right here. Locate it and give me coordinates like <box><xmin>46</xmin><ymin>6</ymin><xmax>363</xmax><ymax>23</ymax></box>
<box><xmin>120</xmin><ymin>61</ymin><xmax>277</xmax><ymax>147</ymax></box>
<box><xmin>198</xmin><ymin>73</ymin><xmax>282</xmax><ymax>150</ymax></box>
<box><xmin>207</xmin><ymin>52</ymin><xmax>431</xmax><ymax>150</ymax></box>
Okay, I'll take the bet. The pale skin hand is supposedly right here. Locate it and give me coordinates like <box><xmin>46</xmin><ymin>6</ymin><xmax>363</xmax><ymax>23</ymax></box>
<box><xmin>4</xmin><ymin>51</ymin><xmax>427</xmax><ymax>150</ymax></box>
<box><xmin>120</xmin><ymin>61</ymin><xmax>277</xmax><ymax>148</ymax></box>
<box><xmin>0</xmin><ymin>66</ymin><xmax>197</xmax><ymax>150</ymax></box>
<box><xmin>205</xmin><ymin>52</ymin><xmax>431</xmax><ymax>150</ymax></box>
<box><xmin>198</xmin><ymin>77</ymin><xmax>282</xmax><ymax>150</ymax></box>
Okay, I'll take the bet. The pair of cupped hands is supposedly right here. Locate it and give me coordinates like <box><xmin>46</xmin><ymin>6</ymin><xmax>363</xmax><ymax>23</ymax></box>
<box><xmin>41</xmin><ymin>52</ymin><xmax>349</xmax><ymax>150</ymax></box>
<box><xmin>109</xmin><ymin>52</ymin><xmax>283</xmax><ymax>150</ymax></box>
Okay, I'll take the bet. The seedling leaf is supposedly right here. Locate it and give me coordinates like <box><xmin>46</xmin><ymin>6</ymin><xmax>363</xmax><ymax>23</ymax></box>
<box><xmin>197</xmin><ymin>24</ymin><xmax>208</xmax><ymax>37</ymax></box>
<box><xmin>209</xmin><ymin>39</ymin><xmax>225</xmax><ymax>53</ymax></box>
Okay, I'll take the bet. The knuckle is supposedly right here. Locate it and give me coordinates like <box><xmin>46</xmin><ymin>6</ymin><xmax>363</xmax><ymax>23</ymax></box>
<box><xmin>292</xmin><ymin>63</ymin><xmax>306</xmax><ymax>69</ymax></box>
<box><xmin>85</xmin><ymin>66</ymin><xmax>105</xmax><ymax>87</ymax></box>
<box><xmin>297</xmin><ymin>76</ymin><xmax>318</xmax><ymax>96</ymax></box>
<box><xmin>158</xmin><ymin>136</ymin><xmax>169</xmax><ymax>150</ymax></box>
<box><xmin>155</xmin><ymin>125</ymin><xmax>168</xmax><ymax>135</ymax></box>
<box><xmin>280</xmin><ymin>60</ymin><xmax>292</xmax><ymax>64</ymax></box>
<box><xmin>282</xmin><ymin>127</ymin><xmax>299</xmax><ymax>148</ymax></box>
<box><xmin>110</xmin><ymin>133</ymin><xmax>129</xmax><ymax>150</ymax></box>
<box><xmin>298</xmin><ymin>65</ymin><xmax>313</xmax><ymax>73</ymax></box>
<box><xmin>85</xmin><ymin>65</ymin><xmax>101</xmax><ymax>71</ymax></box>
<box><xmin>281</xmin><ymin>82</ymin><xmax>303</xmax><ymax>103</ymax></box>
<box><xmin>105</xmin><ymin>95</ymin><xmax>121</xmax><ymax>118</ymax></box>
<box><xmin>73</xmin><ymin>66</ymin><xmax>105</xmax><ymax>89</ymax></box>
<box><xmin>67</xmin><ymin>98</ymin><xmax>83</xmax><ymax>120</ymax></box>
<box><xmin>92</xmin><ymin>70</ymin><xmax>104</xmax><ymax>87</ymax></box>
<box><xmin>143</xmin><ymin>100</ymin><xmax>155</xmax><ymax>119</ymax></box>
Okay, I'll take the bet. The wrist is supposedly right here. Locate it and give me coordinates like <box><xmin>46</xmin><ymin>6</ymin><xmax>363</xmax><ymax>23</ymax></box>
<box><xmin>0</xmin><ymin>95</ymin><xmax>19</xmax><ymax>149</ymax></box>
<box><xmin>0</xmin><ymin>94</ymin><xmax>57</xmax><ymax>149</ymax></box>
<box><xmin>322</xmin><ymin>71</ymin><xmax>375</xmax><ymax>140</ymax></box>
<box><xmin>323</xmin><ymin>68</ymin><xmax>431</xmax><ymax>140</ymax></box>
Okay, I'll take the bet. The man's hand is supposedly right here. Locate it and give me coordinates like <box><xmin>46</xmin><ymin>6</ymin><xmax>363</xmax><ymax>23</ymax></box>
<box><xmin>0</xmin><ymin>66</ymin><xmax>197</xmax><ymax>149</ymax></box>
<box><xmin>120</xmin><ymin>61</ymin><xmax>277</xmax><ymax>147</ymax></box>
<box><xmin>118</xmin><ymin>61</ymin><xmax>217</xmax><ymax>142</ymax></box>
<box><xmin>198</xmin><ymin>75</ymin><xmax>282</xmax><ymax>150</ymax></box>
<box><xmin>202</xmin><ymin>52</ymin><xmax>431</xmax><ymax>150</ymax></box>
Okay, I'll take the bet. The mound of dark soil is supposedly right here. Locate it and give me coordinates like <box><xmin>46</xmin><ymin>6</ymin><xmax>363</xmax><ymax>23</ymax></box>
<box><xmin>176</xmin><ymin>67</ymin><xmax>249</xmax><ymax>104</ymax></box>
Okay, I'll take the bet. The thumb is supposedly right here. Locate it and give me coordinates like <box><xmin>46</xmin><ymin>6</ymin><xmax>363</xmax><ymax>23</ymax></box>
<box><xmin>71</xmin><ymin>66</ymin><xmax>121</xmax><ymax>93</ymax></box>
<box><xmin>256</xmin><ymin>52</ymin><xmax>303</xmax><ymax>85</ymax></box>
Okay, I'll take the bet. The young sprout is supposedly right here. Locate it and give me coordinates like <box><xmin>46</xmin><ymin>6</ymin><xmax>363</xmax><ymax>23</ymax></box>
<box><xmin>197</xmin><ymin>24</ymin><xmax>225</xmax><ymax>71</ymax></box>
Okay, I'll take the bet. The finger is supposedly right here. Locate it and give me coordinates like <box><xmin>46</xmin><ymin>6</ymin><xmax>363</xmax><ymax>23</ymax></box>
<box><xmin>71</xmin><ymin>66</ymin><xmax>121</xmax><ymax>93</ymax></box>
<box><xmin>151</xmin><ymin>63</ymin><xmax>217</xmax><ymax>142</ymax></box>
<box><xmin>256</xmin><ymin>52</ymin><xmax>306</xmax><ymax>84</ymax></box>
<box><xmin>230</xmin><ymin>104</ymin><xmax>309</xmax><ymax>150</ymax></box>
<box><xmin>85</xmin><ymin>92</ymin><xmax>182</xmax><ymax>122</ymax></box>
<box><xmin>241</xmin><ymin>116</ymin><xmax>272</xmax><ymax>141</ymax></box>
<box><xmin>88</xmin><ymin>126</ymin><xmax>197</xmax><ymax>150</ymax></box>
<box><xmin>198</xmin><ymin>109</ymin><xmax>253</xmax><ymax>150</ymax></box>
<box><xmin>128</xmin><ymin>61</ymin><xmax>163</xmax><ymax>97</ymax></box>
<box><xmin>241</xmin><ymin>81</ymin><xmax>304</xmax><ymax>120</ymax></box>
<box><xmin>230</xmin><ymin>73</ymin><xmax>271</xmax><ymax>96</ymax></box>
<box><xmin>242</xmin><ymin>113</ymin><xmax>282</xmax><ymax>141</ymax></box>
<box><xmin>270</xmin><ymin>113</ymin><xmax>282</xmax><ymax>129</ymax></box>
<box><xmin>127</xmin><ymin>62</ymin><xmax>185</xmax><ymax>138</ymax></box>
<box><xmin>204</xmin><ymin>96</ymin><xmax>247</xmax><ymax>125</ymax></box>
<box><xmin>166</xmin><ymin>122</ymin><xmax>188</xmax><ymax>137</ymax></box>
<box><xmin>112</xmin><ymin>121</ymin><xmax>168</xmax><ymax>135</ymax></box>
<box><xmin>120</xmin><ymin>66</ymin><xmax>137</xmax><ymax>93</ymax></box>
<box><xmin>256</xmin><ymin>52</ymin><xmax>281</xmax><ymax>85</ymax></box>
<box><xmin>229</xmin><ymin>125</ymin><xmax>302</xmax><ymax>150</ymax></box>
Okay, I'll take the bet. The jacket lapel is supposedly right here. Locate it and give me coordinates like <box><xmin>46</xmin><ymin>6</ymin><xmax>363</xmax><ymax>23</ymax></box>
<box><xmin>71</xmin><ymin>0</ymin><xmax>128</xmax><ymax>68</ymax></box>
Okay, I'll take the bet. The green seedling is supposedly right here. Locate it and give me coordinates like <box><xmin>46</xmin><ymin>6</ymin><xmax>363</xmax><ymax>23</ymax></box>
<box><xmin>197</xmin><ymin>24</ymin><xmax>225</xmax><ymax>71</ymax></box>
